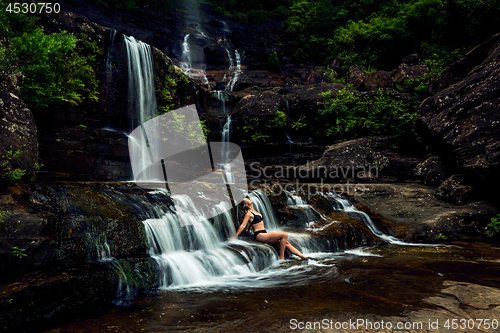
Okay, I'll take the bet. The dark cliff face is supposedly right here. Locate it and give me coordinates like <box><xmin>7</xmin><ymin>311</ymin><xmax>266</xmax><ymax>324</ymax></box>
<box><xmin>415</xmin><ymin>33</ymin><xmax>500</xmax><ymax>197</ymax></box>
<box><xmin>0</xmin><ymin>74</ymin><xmax>39</xmax><ymax>183</ymax></box>
<box><xmin>61</xmin><ymin>0</ymin><xmax>287</xmax><ymax>74</ymax></box>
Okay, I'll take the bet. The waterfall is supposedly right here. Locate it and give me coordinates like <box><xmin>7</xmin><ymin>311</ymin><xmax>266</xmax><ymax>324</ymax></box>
<box><xmin>219</xmin><ymin>115</ymin><xmax>234</xmax><ymax>183</ymax></box>
<box><xmin>324</xmin><ymin>193</ymin><xmax>407</xmax><ymax>245</ymax></box>
<box><xmin>180</xmin><ymin>34</ymin><xmax>193</xmax><ymax>77</ymax></box>
<box><xmin>124</xmin><ymin>35</ymin><xmax>157</xmax><ymax>129</ymax></box>
<box><xmin>225</xmin><ymin>49</ymin><xmax>242</xmax><ymax>91</ymax></box>
<box><xmin>284</xmin><ymin>191</ymin><xmax>325</xmax><ymax>226</ymax></box>
<box><xmin>142</xmin><ymin>193</ymin><xmax>279</xmax><ymax>289</ymax></box>
<box><xmin>139</xmin><ymin>187</ymin><xmax>428</xmax><ymax>290</ymax></box>
<box><xmin>210</xmin><ymin>201</ymin><xmax>236</xmax><ymax>240</ymax></box>
<box><xmin>179</xmin><ymin>34</ymin><xmax>210</xmax><ymax>86</ymax></box>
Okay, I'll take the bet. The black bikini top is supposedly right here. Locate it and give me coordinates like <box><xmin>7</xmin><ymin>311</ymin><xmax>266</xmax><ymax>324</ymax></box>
<box><xmin>250</xmin><ymin>211</ymin><xmax>263</xmax><ymax>224</ymax></box>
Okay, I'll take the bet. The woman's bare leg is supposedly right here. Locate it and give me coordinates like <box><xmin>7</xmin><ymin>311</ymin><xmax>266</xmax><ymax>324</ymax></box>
<box><xmin>256</xmin><ymin>231</ymin><xmax>288</xmax><ymax>259</ymax></box>
<box><xmin>285</xmin><ymin>241</ymin><xmax>308</xmax><ymax>259</ymax></box>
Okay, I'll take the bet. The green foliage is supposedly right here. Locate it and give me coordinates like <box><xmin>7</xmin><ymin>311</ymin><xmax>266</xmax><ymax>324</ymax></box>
<box><xmin>157</xmin><ymin>107</ymin><xmax>210</xmax><ymax>144</ymax></box>
<box><xmin>286</xmin><ymin>0</ymin><xmax>500</xmax><ymax>71</ymax></box>
<box><xmin>208</xmin><ymin>0</ymin><xmax>292</xmax><ymax>23</ymax></box>
<box><xmin>266</xmin><ymin>50</ymin><xmax>281</xmax><ymax>72</ymax></box>
<box><xmin>274</xmin><ymin>110</ymin><xmax>287</xmax><ymax>127</ymax></box>
<box><xmin>0</xmin><ymin>0</ymin><xmax>100</xmax><ymax>112</ymax></box>
<box><xmin>11</xmin><ymin>247</ymin><xmax>27</xmax><ymax>259</ymax></box>
<box><xmin>1</xmin><ymin>148</ymin><xmax>26</xmax><ymax>182</ymax></box>
<box><xmin>239</xmin><ymin>110</ymin><xmax>287</xmax><ymax>143</ymax></box>
<box><xmin>0</xmin><ymin>210</ymin><xmax>6</xmax><ymax>223</ymax></box>
<box><xmin>318</xmin><ymin>88</ymin><xmax>416</xmax><ymax>139</ymax></box>
<box><xmin>15</xmin><ymin>29</ymin><xmax>99</xmax><ymax>110</ymax></box>
<box><xmin>157</xmin><ymin>75</ymin><xmax>176</xmax><ymax>112</ymax></box>
<box><xmin>486</xmin><ymin>214</ymin><xmax>500</xmax><ymax>238</ymax></box>
<box><xmin>435</xmin><ymin>234</ymin><xmax>448</xmax><ymax>241</ymax></box>
<box><xmin>2</xmin><ymin>169</ymin><xmax>26</xmax><ymax>182</ymax></box>
<box><xmin>291</xmin><ymin>114</ymin><xmax>307</xmax><ymax>131</ymax></box>
<box><xmin>92</xmin><ymin>0</ymin><xmax>172</xmax><ymax>14</ymax></box>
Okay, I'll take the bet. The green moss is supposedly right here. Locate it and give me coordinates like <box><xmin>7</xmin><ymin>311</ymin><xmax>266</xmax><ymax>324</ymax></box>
<box><xmin>67</xmin><ymin>186</ymin><xmax>136</xmax><ymax>221</ymax></box>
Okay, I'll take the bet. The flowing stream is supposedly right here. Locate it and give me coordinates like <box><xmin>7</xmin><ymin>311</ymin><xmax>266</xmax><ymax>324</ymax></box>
<box><xmin>134</xmin><ymin>188</ymin><xmax>417</xmax><ymax>294</ymax></box>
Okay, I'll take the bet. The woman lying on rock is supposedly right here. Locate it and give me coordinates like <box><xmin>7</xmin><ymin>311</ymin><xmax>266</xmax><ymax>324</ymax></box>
<box><xmin>232</xmin><ymin>197</ymin><xmax>309</xmax><ymax>260</ymax></box>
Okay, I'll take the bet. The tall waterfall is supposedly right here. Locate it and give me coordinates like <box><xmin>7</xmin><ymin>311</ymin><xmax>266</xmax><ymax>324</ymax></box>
<box><xmin>124</xmin><ymin>35</ymin><xmax>159</xmax><ymax>183</ymax></box>
<box><xmin>124</xmin><ymin>35</ymin><xmax>157</xmax><ymax>130</ymax></box>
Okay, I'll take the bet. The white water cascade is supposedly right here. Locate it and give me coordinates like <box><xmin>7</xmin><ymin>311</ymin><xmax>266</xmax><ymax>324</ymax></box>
<box><xmin>124</xmin><ymin>35</ymin><xmax>159</xmax><ymax>183</ymax></box>
<box><xmin>219</xmin><ymin>114</ymin><xmax>234</xmax><ymax>183</ymax></box>
<box><xmin>225</xmin><ymin>49</ymin><xmax>242</xmax><ymax>91</ymax></box>
<box><xmin>180</xmin><ymin>34</ymin><xmax>210</xmax><ymax>86</ymax></box>
<box><xmin>285</xmin><ymin>191</ymin><xmax>325</xmax><ymax>225</ymax></box>
<box><xmin>124</xmin><ymin>35</ymin><xmax>157</xmax><ymax>128</ymax></box>
<box><xmin>324</xmin><ymin>193</ymin><xmax>408</xmax><ymax>245</ymax></box>
<box><xmin>142</xmin><ymin>192</ymin><xmax>279</xmax><ymax>289</ymax></box>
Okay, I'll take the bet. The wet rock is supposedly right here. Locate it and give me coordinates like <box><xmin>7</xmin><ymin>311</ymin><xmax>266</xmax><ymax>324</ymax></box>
<box><xmin>415</xmin><ymin>156</ymin><xmax>452</xmax><ymax>186</ymax></box>
<box><xmin>0</xmin><ymin>74</ymin><xmax>39</xmax><ymax>182</ymax></box>
<box><xmin>441</xmin><ymin>280</ymin><xmax>500</xmax><ymax>310</ymax></box>
<box><xmin>306</xmin><ymin>70</ymin><xmax>325</xmax><ymax>84</ymax></box>
<box><xmin>0</xmin><ymin>182</ymin><xmax>161</xmax><ymax>332</ymax></box>
<box><xmin>346</xmin><ymin>66</ymin><xmax>367</xmax><ymax>90</ymax></box>
<box><xmin>231</xmin><ymin>91</ymin><xmax>288</xmax><ymax>142</ymax></box>
<box><xmin>278</xmin><ymin>83</ymin><xmax>345</xmax><ymax>123</ymax></box>
<box><xmin>347</xmin><ymin>63</ymin><xmax>427</xmax><ymax>92</ymax></box>
<box><xmin>401</xmin><ymin>53</ymin><xmax>423</xmax><ymax>66</ymax></box>
<box><xmin>391</xmin><ymin>63</ymin><xmax>428</xmax><ymax>86</ymax></box>
<box><xmin>297</xmin><ymin>136</ymin><xmax>422</xmax><ymax>183</ymax></box>
<box><xmin>353</xmin><ymin>184</ymin><xmax>499</xmax><ymax>242</ymax></box>
<box><xmin>364</xmin><ymin>70</ymin><xmax>393</xmax><ymax>91</ymax></box>
<box><xmin>307</xmin><ymin>213</ymin><xmax>387</xmax><ymax>251</ymax></box>
<box><xmin>436</xmin><ymin>174</ymin><xmax>476</xmax><ymax>205</ymax></box>
<box><xmin>429</xmin><ymin>33</ymin><xmax>500</xmax><ymax>95</ymax></box>
<box><xmin>415</xmin><ymin>33</ymin><xmax>500</xmax><ymax>197</ymax></box>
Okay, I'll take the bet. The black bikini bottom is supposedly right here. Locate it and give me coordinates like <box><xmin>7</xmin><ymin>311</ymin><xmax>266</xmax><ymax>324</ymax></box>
<box><xmin>254</xmin><ymin>229</ymin><xmax>267</xmax><ymax>240</ymax></box>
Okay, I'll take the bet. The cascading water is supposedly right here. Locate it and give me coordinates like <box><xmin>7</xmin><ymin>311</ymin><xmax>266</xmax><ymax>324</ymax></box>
<box><xmin>285</xmin><ymin>191</ymin><xmax>325</xmax><ymax>225</ymax></box>
<box><xmin>225</xmin><ymin>49</ymin><xmax>242</xmax><ymax>92</ymax></box>
<box><xmin>124</xmin><ymin>35</ymin><xmax>159</xmax><ymax>182</ymax></box>
<box><xmin>142</xmin><ymin>193</ymin><xmax>280</xmax><ymax>289</ymax></box>
<box><xmin>180</xmin><ymin>34</ymin><xmax>193</xmax><ymax>77</ymax></box>
<box><xmin>324</xmin><ymin>193</ymin><xmax>411</xmax><ymax>245</ymax></box>
<box><xmin>180</xmin><ymin>33</ymin><xmax>210</xmax><ymax>87</ymax></box>
<box><xmin>124</xmin><ymin>35</ymin><xmax>157</xmax><ymax>129</ymax></box>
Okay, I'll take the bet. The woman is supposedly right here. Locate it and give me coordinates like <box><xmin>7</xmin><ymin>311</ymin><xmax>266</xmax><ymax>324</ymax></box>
<box><xmin>233</xmin><ymin>197</ymin><xmax>308</xmax><ymax>260</ymax></box>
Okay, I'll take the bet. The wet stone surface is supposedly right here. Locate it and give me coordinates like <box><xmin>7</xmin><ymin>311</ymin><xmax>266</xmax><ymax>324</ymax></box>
<box><xmin>51</xmin><ymin>243</ymin><xmax>500</xmax><ymax>333</ymax></box>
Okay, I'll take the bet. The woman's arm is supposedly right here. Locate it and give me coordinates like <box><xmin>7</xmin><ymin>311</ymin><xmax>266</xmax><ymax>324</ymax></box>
<box><xmin>232</xmin><ymin>212</ymin><xmax>252</xmax><ymax>238</ymax></box>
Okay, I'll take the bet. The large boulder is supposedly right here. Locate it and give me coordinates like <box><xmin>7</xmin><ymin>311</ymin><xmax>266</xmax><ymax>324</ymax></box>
<box><xmin>278</xmin><ymin>83</ymin><xmax>345</xmax><ymax>121</ymax></box>
<box><xmin>429</xmin><ymin>34</ymin><xmax>500</xmax><ymax>95</ymax></box>
<box><xmin>297</xmin><ymin>137</ymin><xmax>423</xmax><ymax>183</ymax></box>
<box><xmin>0</xmin><ymin>74</ymin><xmax>39</xmax><ymax>182</ymax></box>
<box><xmin>415</xmin><ymin>156</ymin><xmax>452</xmax><ymax>187</ymax></box>
<box><xmin>415</xmin><ymin>33</ymin><xmax>500</xmax><ymax>196</ymax></box>
<box><xmin>231</xmin><ymin>91</ymin><xmax>288</xmax><ymax>143</ymax></box>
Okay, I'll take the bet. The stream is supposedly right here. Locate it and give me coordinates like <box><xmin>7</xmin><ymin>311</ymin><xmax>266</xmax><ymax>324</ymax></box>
<box><xmin>53</xmin><ymin>241</ymin><xmax>500</xmax><ymax>332</ymax></box>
